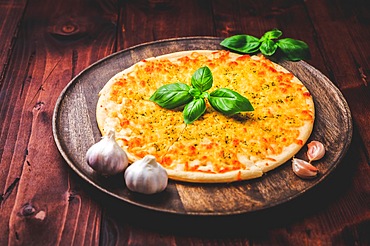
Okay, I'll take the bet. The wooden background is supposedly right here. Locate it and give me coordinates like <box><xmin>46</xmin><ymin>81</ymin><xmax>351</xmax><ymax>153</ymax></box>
<box><xmin>0</xmin><ymin>0</ymin><xmax>369</xmax><ymax>245</ymax></box>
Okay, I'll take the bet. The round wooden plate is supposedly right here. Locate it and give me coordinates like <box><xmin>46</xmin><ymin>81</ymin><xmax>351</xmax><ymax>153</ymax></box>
<box><xmin>52</xmin><ymin>37</ymin><xmax>352</xmax><ymax>216</ymax></box>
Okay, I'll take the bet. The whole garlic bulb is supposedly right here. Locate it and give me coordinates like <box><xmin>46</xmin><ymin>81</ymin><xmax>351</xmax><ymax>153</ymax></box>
<box><xmin>124</xmin><ymin>155</ymin><xmax>168</xmax><ymax>194</ymax></box>
<box><xmin>307</xmin><ymin>141</ymin><xmax>325</xmax><ymax>162</ymax></box>
<box><xmin>86</xmin><ymin>130</ymin><xmax>128</xmax><ymax>176</ymax></box>
<box><xmin>292</xmin><ymin>158</ymin><xmax>318</xmax><ymax>179</ymax></box>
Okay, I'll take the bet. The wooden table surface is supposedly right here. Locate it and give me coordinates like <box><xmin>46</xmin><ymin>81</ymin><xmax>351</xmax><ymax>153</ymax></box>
<box><xmin>1</xmin><ymin>0</ymin><xmax>369</xmax><ymax>245</ymax></box>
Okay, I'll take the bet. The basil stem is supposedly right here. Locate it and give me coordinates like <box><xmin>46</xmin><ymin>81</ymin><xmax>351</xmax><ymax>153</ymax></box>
<box><xmin>189</xmin><ymin>87</ymin><xmax>202</xmax><ymax>98</ymax></box>
<box><xmin>149</xmin><ymin>82</ymin><xmax>193</xmax><ymax>109</ymax></box>
<box><xmin>260</xmin><ymin>39</ymin><xmax>278</xmax><ymax>56</ymax></box>
<box><xmin>208</xmin><ymin>88</ymin><xmax>254</xmax><ymax>116</ymax></box>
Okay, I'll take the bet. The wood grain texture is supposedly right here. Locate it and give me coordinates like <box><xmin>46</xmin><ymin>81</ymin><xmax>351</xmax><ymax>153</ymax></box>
<box><xmin>0</xmin><ymin>0</ymin><xmax>26</xmax><ymax>85</ymax></box>
<box><xmin>1</xmin><ymin>0</ymin><xmax>369</xmax><ymax>245</ymax></box>
<box><xmin>1</xmin><ymin>0</ymin><xmax>118</xmax><ymax>245</ymax></box>
<box><xmin>0</xmin><ymin>0</ymin><xmax>29</xmax><ymax>242</ymax></box>
<box><xmin>305</xmin><ymin>0</ymin><xmax>370</xmax><ymax>156</ymax></box>
<box><xmin>118</xmin><ymin>0</ymin><xmax>215</xmax><ymax>49</ymax></box>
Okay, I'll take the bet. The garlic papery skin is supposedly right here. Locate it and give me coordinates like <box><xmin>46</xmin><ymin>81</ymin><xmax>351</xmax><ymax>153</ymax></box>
<box><xmin>124</xmin><ymin>155</ymin><xmax>168</xmax><ymax>195</ymax></box>
<box><xmin>86</xmin><ymin>130</ymin><xmax>128</xmax><ymax>176</ymax></box>
<box><xmin>292</xmin><ymin>158</ymin><xmax>318</xmax><ymax>179</ymax></box>
<box><xmin>307</xmin><ymin>141</ymin><xmax>325</xmax><ymax>162</ymax></box>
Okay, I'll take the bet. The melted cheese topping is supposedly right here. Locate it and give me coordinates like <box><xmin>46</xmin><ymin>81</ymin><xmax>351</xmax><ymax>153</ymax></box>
<box><xmin>97</xmin><ymin>50</ymin><xmax>314</xmax><ymax>182</ymax></box>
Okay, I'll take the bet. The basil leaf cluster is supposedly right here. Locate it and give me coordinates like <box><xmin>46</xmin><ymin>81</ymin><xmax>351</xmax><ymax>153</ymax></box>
<box><xmin>150</xmin><ymin>66</ymin><xmax>254</xmax><ymax>124</ymax></box>
<box><xmin>220</xmin><ymin>29</ymin><xmax>310</xmax><ymax>61</ymax></box>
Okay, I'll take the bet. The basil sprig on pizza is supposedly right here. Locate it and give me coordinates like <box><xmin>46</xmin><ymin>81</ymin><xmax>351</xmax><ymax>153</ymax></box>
<box><xmin>96</xmin><ymin>50</ymin><xmax>315</xmax><ymax>183</ymax></box>
<box><xmin>150</xmin><ymin>66</ymin><xmax>254</xmax><ymax>124</ymax></box>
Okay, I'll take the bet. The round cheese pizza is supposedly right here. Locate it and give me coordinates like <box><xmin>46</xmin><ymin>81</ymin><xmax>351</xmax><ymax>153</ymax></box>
<box><xmin>96</xmin><ymin>50</ymin><xmax>315</xmax><ymax>183</ymax></box>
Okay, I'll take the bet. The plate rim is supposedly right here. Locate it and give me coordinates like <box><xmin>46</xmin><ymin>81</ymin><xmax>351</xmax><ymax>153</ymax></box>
<box><xmin>52</xmin><ymin>36</ymin><xmax>353</xmax><ymax>216</ymax></box>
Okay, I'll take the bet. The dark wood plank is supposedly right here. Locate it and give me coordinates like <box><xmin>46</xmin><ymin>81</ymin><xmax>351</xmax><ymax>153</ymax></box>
<box><xmin>0</xmin><ymin>0</ymin><xmax>29</xmax><ymax>243</ymax></box>
<box><xmin>118</xmin><ymin>0</ymin><xmax>215</xmax><ymax>49</ymax></box>
<box><xmin>0</xmin><ymin>0</ymin><xmax>119</xmax><ymax>244</ymax></box>
<box><xmin>0</xmin><ymin>0</ymin><xmax>27</xmax><ymax>84</ymax></box>
<box><xmin>298</xmin><ymin>0</ymin><xmax>370</xmax><ymax>243</ymax></box>
<box><xmin>305</xmin><ymin>0</ymin><xmax>370</xmax><ymax>155</ymax></box>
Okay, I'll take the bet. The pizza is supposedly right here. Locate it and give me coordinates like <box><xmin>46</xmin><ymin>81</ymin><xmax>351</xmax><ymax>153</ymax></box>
<box><xmin>96</xmin><ymin>50</ymin><xmax>315</xmax><ymax>183</ymax></box>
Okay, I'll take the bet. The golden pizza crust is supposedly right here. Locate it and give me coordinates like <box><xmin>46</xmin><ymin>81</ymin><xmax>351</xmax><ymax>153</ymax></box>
<box><xmin>97</xmin><ymin>50</ymin><xmax>315</xmax><ymax>183</ymax></box>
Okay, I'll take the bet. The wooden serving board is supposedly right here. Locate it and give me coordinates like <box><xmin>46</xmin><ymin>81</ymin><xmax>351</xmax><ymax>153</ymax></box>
<box><xmin>52</xmin><ymin>37</ymin><xmax>352</xmax><ymax>216</ymax></box>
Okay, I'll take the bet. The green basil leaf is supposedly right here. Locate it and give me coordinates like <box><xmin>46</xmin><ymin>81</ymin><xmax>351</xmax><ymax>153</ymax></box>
<box><xmin>260</xmin><ymin>29</ymin><xmax>282</xmax><ymax>41</ymax></box>
<box><xmin>209</xmin><ymin>88</ymin><xmax>254</xmax><ymax>116</ymax></box>
<box><xmin>277</xmin><ymin>38</ymin><xmax>310</xmax><ymax>61</ymax></box>
<box><xmin>220</xmin><ymin>35</ymin><xmax>261</xmax><ymax>54</ymax></box>
<box><xmin>149</xmin><ymin>83</ymin><xmax>193</xmax><ymax>109</ymax></box>
<box><xmin>260</xmin><ymin>39</ymin><xmax>278</xmax><ymax>56</ymax></box>
<box><xmin>191</xmin><ymin>66</ymin><xmax>213</xmax><ymax>92</ymax></box>
<box><xmin>183</xmin><ymin>98</ymin><xmax>206</xmax><ymax>124</ymax></box>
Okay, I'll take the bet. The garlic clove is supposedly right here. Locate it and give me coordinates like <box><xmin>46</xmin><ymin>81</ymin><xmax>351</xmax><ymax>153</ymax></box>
<box><xmin>86</xmin><ymin>130</ymin><xmax>128</xmax><ymax>176</ymax></box>
<box><xmin>292</xmin><ymin>158</ymin><xmax>318</xmax><ymax>179</ymax></box>
<box><xmin>124</xmin><ymin>155</ymin><xmax>168</xmax><ymax>195</ymax></box>
<box><xmin>307</xmin><ymin>140</ymin><xmax>325</xmax><ymax>162</ymax></box>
